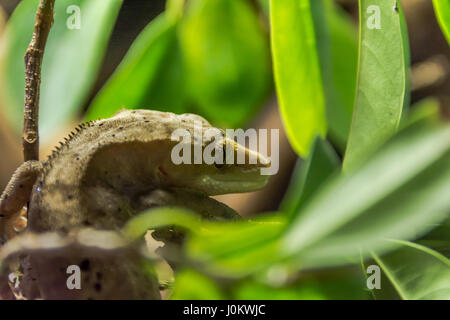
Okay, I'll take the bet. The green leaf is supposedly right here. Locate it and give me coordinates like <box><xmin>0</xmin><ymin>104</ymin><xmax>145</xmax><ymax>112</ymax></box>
<box><xmin>171</xmin><ymin>269</ymin><xmax>225</xmax><ymax>300</ymax></box>
<box><xmin>343</xmin><ymin>0</ymin><xmax>410</xmax><ymax>171</ymax></box>
<box><xmin>0</xmin><ymin>0</ymin><xmax>122</xmax><ymax>141</ymax></box>
<box><xmin>418</xmin><ymin>218</ymin><xmax>450</xmax><ymax>258</ymax></box>
<box><xmin>270</xmin><ymin>0</ymin><xmax>327</xmax><ymax>156</ymax></box>
<box><xmin>235</xmin><ymin>281</ymin><xmax>312</xmax><ymax>300</ymax></box>
<box><xmin>122</xmin><ymin>207</ymin><xmax>201</xmax><ymax>240</ymax></box>
<box><xmin>180</xmin><ymin>0</ymin><xmax>271</xmax><ymax>127</ymax></box>
<box><xmin>433</xmin><ymin>0</ymin><xmax>450</xmax><ymax>44</ymax></box>
<box><xmin>372</xmin><ymin>240</ymin><xmax>450</xmax><ymax>300</ymax></box>
<box><xmin>166</xmin><ymin>0</ymin><xmax>186</xmax><ymax>22</ymax></box>
<box><xmin>124</xmin><ymin>208</ymin><xmax>286</xmax><ymax>277</ymax></box>
<box><xmin>258</xmin><ymin>0</ymin><xmax>270</xmax><ymax>17</ymax></box>
<box><xmin>282</xmin><ymin>121</ymin><xmax>450</xmax><ymax>268</ymax></box>
<box><xmin>323</xmin><ymin>2</ymin><xmax>358</xmax><ymax>149</ymax></box>
<box><xmin>86</xmin><ymin>13</ymin><xmax>185</xmax><ymax>121</ymax></box>
<box><xmin>402</xmin><ymin>98</ymin><xmax>441</xmax><ymax>128</ymax></box>
<box><xmin>186</xmin><ymin>214</ymin><xmax>286</xmax><ymax>277</ymax></box>
<box><xmin>280</xmin><ymin>137</ymin><xmax>340</xmax><ymax>219</ymax></box>
<box><xmin>234</xmin><ymin>266</ymin><xmax>369</xmax><ymax>300</ymax></box>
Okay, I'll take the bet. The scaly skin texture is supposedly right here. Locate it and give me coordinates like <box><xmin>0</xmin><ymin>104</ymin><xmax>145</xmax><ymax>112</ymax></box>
<box><xmin>0</xmin><ymin>109</ymin><xmax>270</xmax><ymax>299</ymax></box>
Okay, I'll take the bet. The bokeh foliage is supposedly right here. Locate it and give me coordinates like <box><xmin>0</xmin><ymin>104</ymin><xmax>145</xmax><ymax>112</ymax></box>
<box><xmin>0</xmin><ymin>0</ymin><xmax>449</xmax><ymax>300</ymax></box>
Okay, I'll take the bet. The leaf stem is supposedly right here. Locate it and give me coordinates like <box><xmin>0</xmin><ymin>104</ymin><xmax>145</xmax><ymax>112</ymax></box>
<box><xmin>23</xmin><ymin>0</ymin><xmax>55</xmax><ymax>161</ymax></box>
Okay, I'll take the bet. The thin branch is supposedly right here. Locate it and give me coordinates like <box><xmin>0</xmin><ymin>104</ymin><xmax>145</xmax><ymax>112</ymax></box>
<box><xmin>23</xmin><ymin>0</ymin><xmax>55</xmax><ymax>161</ymax></box>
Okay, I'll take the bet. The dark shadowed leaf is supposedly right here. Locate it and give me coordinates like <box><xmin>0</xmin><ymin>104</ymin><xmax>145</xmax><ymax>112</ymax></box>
<box><xmin>372</xmin><ymin>240</ymin><xmax>450</xmax><ymax>300</ymax></box>
<box><xmin>280</xmin><ymin>138</ymin><xmax>340</xmax><ymax>219</ymax></box>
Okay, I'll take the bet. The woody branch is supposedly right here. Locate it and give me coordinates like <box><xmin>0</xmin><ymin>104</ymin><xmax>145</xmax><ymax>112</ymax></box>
<box><xmin>23</xmin><ymin>0</ymin><xmax>55</xmax><ymax>161</ymax></box>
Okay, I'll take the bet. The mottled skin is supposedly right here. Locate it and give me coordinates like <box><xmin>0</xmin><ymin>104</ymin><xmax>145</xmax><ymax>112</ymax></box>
<box><xmin>0</xmin><ymin>109</ymin><xmax>270</xmax><ymax>299</ymax></box>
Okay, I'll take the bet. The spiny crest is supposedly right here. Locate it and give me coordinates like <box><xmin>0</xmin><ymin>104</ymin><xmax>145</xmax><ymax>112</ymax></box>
<box><xmin>45</xmin><ymin>119</ymin><xmax>98</xmax><ymax>164</ymax></box>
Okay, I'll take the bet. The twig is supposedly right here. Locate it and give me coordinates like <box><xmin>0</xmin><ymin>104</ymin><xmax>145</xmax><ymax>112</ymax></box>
<box><xmin>23</xmin><ymin>0</ymin><xmax>55</xmax><ymax>161</ymax></box>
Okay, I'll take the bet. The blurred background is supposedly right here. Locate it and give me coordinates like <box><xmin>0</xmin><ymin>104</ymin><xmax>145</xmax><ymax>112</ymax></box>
<box><xmin>0</xmin><ymin>0</ymin><xmax>448</xmax><ymax>218</ymax></box>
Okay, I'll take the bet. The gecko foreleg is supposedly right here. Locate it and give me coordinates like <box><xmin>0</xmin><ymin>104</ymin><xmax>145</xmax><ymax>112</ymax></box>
<box><xmin>0</xmin><ymin>161</ymin><xmax>42</xmax><ymax>244</ymax></box>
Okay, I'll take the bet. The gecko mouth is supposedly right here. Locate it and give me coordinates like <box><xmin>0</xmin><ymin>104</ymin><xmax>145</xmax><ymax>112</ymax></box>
<box><xmin>202</xmin><ymin>169</ymin><xmax>270</xmax><ymax>195</ymax></box>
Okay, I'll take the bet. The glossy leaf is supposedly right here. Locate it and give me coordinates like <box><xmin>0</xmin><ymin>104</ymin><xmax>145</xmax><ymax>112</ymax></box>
<box><xmin>180</xmin><ymin>0</ymin><xmax>271</xmax><ymax>127</ymax></box>
<box><xmin>86</xmin><ymin>14</ymin><xmax>185</xmax><ymax>120</ymax></box>
<box><xmin>0</xmin><ymin>0</ymin><xmax>122</xmax><ymax>141</ymax></box>
<box><xmin>343</xmin><ymin>0</ymin><xmax>410</xmax><ymax>171</ymax></box>
<box><xmin>433</xmin><ymin>0</ymin><xmax>450</xmax><ymax>44</ymax></box>
<box><xmin>372</xmin><ymin>240</ymin><xmax>450</xmax><ymax>300</ymax></box>
<box><xmin>280</xmin><ymin>137</ymin><xmax>340</xmax><ymax>219</ymax></box>
<box><xmin>282</xmin><ymin>121</ymin><xmax>450</xmax><ymax>268</ymax></box>
<box><xmin>270</xmin><ymin>0</ymin><xmax>327</xmax><ymax>156</ymax></box>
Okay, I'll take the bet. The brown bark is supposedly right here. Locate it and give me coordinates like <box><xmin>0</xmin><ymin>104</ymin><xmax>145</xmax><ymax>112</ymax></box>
<box><xmin>23</xmin><ymin>0</ymin><xmax>55</xmax><ymax>161</ymax></box>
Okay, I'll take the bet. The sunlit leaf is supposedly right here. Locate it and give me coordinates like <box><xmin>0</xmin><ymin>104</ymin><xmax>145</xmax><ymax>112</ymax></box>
<box><xmin>323</xmin><ymin>2</ymin><xmax>358</xmax><ymax>149</ymax></box>
<box><xmin>343</xmin><ymin>0</ymin><xmax>410</xmax><ymax>171</ymax></box>
<box><xmin>270</xmin><ymin>0</ymin><xmax>327</xmax><ymax>156</ymax></box>
<box><xmin>180</xmin><ymin>0</ymin><xmax>271</xmax><ymax>127</ymax></box>
<box><xmin>282</xmin><ymin>121</ymin><xmax>450</xmax><ymax>268</ymax></box>
<box><xmin>0</xmin><ymin>0</ymin><xmax>122</xmax><ymax>141</ymax></box>
<box><xmin>170</xmin><ymin>269</ymin><xmax>225</xmax><ymax>300</ymax></box>
<box><xmin>122</xmin><ymin>207</ymin><xmax>201</xmax><ymax>240</ymax></box>
<box><xmin>433</xmin><ymin>0</ymin><xmax>450</xmax><ymax>44</ymax></box>
<box><xmin>372</xmin><ymin>240</ymin><xmax>450</xmax><ymax>300</ymax></box>
<box><xmin>86</xmin><ymin>13</ymin><xmax>185</xmax><ymax>120</ymax></box>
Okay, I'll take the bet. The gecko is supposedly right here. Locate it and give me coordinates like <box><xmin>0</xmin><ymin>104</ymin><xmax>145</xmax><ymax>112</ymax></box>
<box><xmin>0</xmin><ymin>109</ymin><xmax>270</xmax><ymax>299</ymax></box>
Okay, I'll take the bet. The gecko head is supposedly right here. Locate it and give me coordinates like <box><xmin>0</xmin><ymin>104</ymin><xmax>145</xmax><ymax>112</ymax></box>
<box><xmin>159</xmin><ymin>137</ymin><xmax>271</xmax><ymax>196</ymax></box>
<box><xmin>110</xmin><ymin>109</ymin><xmax>272</xmax><ymax>195</ymax></box>
<box><xmin>156</xmin><ymin>115</ymin><xmax>271</xmax><ymax>195</ymax></box>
